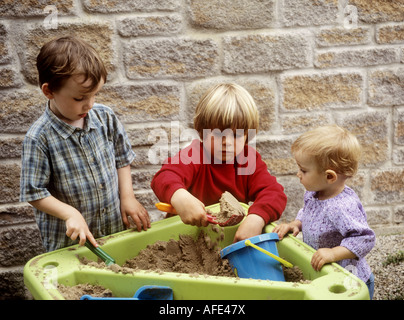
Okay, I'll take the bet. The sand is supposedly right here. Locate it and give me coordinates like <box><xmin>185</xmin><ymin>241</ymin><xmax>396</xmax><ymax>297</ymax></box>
<box><xmin>58</xmin><ymin>283</ymin><xmax>113</xmax><ymax>300</ymax></box>
<box><xmin>209</xmin><ymin>191</ymin><xmax>245</xmax><ymax>224</ymax></box>
<box><xmin>123</xmin><ymin>232</ymin><xmax>235</xmax><ymax>277</ymax></box>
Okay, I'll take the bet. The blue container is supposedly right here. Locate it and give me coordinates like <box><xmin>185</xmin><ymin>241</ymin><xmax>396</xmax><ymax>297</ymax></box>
<box><xmin>220</xmin><ymin>233</ymin><xmax>285</xmax><ymax>281</ymax></box>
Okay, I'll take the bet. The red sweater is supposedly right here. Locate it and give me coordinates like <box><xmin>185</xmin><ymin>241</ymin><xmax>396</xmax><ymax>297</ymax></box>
<box><xmin>151</xmin><ymin>140</ymin><xmax>287</xmax><ymax>224</ymax></box>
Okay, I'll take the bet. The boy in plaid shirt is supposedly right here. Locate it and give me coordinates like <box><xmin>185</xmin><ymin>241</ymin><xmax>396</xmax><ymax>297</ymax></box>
<box><xmin>20</xmin><ymin>36</ymin><xmax>150</xmax><ymax>251</ymax></box>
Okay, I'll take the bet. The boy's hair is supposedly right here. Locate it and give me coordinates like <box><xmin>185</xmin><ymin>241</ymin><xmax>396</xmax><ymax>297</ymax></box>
<box><xmin>193</xmin><ymin>83</ymin><xmax>259</xmax><ymax>140</ymax></box>
<box><xmin>36</xmin><ymin>36</ymin><xmax>107</xmax><ymax>93</ymax></box>
<box><xmin>291</xmin><ymin>125</ymin><xmax>361</xmax><ymax>177</ymax></box>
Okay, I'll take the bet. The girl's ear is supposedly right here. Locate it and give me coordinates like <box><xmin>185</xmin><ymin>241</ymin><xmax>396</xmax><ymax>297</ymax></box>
<box><xmin>41</xmin><ymin>83</ymin><xmax>54</xmax><ymax>100</ymax></box>
<box><xmin>325</xmin><ymin>169</ymin><xmax>338</xmax><ymax>183</ymax></box>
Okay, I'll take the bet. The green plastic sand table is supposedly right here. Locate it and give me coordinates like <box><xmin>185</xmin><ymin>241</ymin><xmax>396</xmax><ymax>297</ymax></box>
<box><xmin>24</xmin><ymin>203</ymin><xmax>370</xmax><ymax>300</ymax></box>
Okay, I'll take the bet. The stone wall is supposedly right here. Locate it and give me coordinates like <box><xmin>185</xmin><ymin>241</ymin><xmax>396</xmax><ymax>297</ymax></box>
<box><xmin>1</xmin><ymin>0</ymin><xmax>403</xmax><ymax>299</ymax></box>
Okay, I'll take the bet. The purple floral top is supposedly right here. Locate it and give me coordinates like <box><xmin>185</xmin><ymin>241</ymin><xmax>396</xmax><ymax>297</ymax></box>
<box><xmin>296</xmin><ymin>186</ymin><xmax>375</xmax><ymax>282</ymax></box>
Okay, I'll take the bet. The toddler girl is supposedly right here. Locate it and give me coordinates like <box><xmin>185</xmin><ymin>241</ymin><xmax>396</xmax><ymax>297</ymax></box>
<box><xmin>273</xmin><ymin>125</ymin><xmax>375</xmax><ymax>299</ymax></box>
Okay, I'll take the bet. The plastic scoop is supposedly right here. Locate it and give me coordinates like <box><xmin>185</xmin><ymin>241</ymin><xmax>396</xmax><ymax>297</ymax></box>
<box><xmin>245</xmin><ymin>239</ymin><xmax>293</xmax><ymax>268</ymax></box>
<box><xmin>80</xmin><ymin>285</ymin><xmax>173</xmax><ymax>300</ymax></box>
<box><xmin>85</xmin><ymin>240</ymin><xmax>116</xmax><ymax>266</ymax></box>
<box><xmin>156</xmin><ymin>202</ymin><xmax>245</xmax><ymax>227</ymax></box>
<box><xmin>155</xmin><ymin>202</ymin><xmax>218</xmax><ymax>224</ymax></box>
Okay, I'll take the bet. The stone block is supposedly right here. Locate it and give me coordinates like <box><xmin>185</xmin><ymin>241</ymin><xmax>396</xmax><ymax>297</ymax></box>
<box><xmin>131</xmin><ymin>146</ymin><xmax>154</xmax><ymax>168</ymax></box>
<box><xmin>394</xmin><ymin>206</ymin><xmax>404</xmax><ymax>224</ymax></box>
<box><xmin>0</xmin><ymin>163</ymin><xmax>21</xmax><ymax>204</ymax></box>
<box><xmin>366</xmin><ymin>208</ymin><xmax>392</xmax><ymax>226</ymax></box>
<box><xmin>281</xmin><ymin>0</ymin><xmax>339</xmax><ymax>26</ymax></box>
<box><xmin>394</xmin><ymin>107</ymin><xmax>404</xmax><ymax>145</ymax></box>
<box><xmin>315</xmin><ymin>47</ymin><xmax>399</xmax><ymax>68</ymax></box>
<box><xmin>0</xmin><ymin>136</ymin><xmax>23</xmax><ymax>159</ymax></box>
<box><xmin>370</xmin><ymin>168</ymin><xmax>404</xmax><ymax>204</ymax></box>
<box><xmin>368</xmin><ymin>68</ymin><xmax>404</xmax><ymax>107</ymax></box>
<box><xmin>0</xmin><ymin>225</ymin><xmax>44</xmax><ymax>267</ymax></box>
<box><xmin>0</xmin><ymin>205</ymin><xmax>36</xmax><ymax>226</ymax></box>
<box><xmin>256</xmin><ymin>137</ymin><xmax>295</xmax><ymax>176</ymax></box>
<box><xmin>280</xmin><ymin>113</ymin><xmax>333</xmax><ymax>134</ymax></box>
<box><xmin>337</xmin><ymin>111</ymin><xmax>389</xmax><ymax>167</ymax></box>
<box><xmin>222</xmin><ymin>32</ymin><xmax>312</xmax><ymax>74</ymax></box>
<box><xmin>0</xmin><ymin>22</ymin><xmax>12</xmax><ymax>64</ymax></box>
<box><xmin>276</xmin><ymin>176</ymin><xmax>305</xmax><ymax>223</ymax></box>
<box><xmin>0</xmin><ymin>66</ymin><xmax>22</xmax><ymax>88</ymax></box>
<box><xmin>124</xmin><ymin>38</ymin><xmax>219</xmax><ymax>79</ymax></box>
<box><xmin>349</xmin><ymin>0</ymin><xmax>404</xmax><ymax>24</ymax></box>
<box><xmin>280</xmin><ymin>71</ymin><xmax>363</xmax><ymax>111</ymax></box>
<box><xmin>0</xmin><ymin>0</ymin><xmax>75</xmax><ymax>17</ymax></box>
<box><xmin>401</xmin><ymin>48</ymin><xmax>404</xmax><ymax>63</ymax></box>
<box><xmin>127</xmin><ymin>123</ymin><xmax>173</xmax><ymax>148</ymax></box>
<box><xmin>131</xmin><ymin>168</ymin><xmax>159</xmax><ymax>190</ymax></box>
<box><xmin>188</xmin><ymin>0</ymin><xmax>276</xmax><ymax>30</ymax></box>
<box><xmin>19</xmin><ymin>22</ymin><xmax>115</xmax><ymax>85</ymax></box>
<box><xmin>0</xmin><ymin>268</ymin><xmax>31</xmax><ymax>300</ymax></box>
<box><xmin>315</xmin><ymin>27</ymin><xmax>371</xmax><ymax>47</ymax></box>
<box><xmin>133</xmin><ymin>189</ymin><xmax>159</xmax><ymax>210</ymax></box>
<box><xmin>83</xmin><ymin>0</ymin><xmax>180</xmax><ymax>13</ymax></box>
<box><xmin>0</xmin><ymin>88</ymin><xmax>45</xmax><ymax>133</ymax></box>
<box><xmin>117</xmin><ymin>14</ymin><xmax>183</xmax><ymax>37</ymax></box>
<box><xmin>345</xmin><ymin>170</ymin><xmax>366</xmax><ymax>203</ymax></box>
<box><xmin>97</xmin><ymin>83</ymin><xmax>181</xmax><ymax>123</ymax></box>
<box><xmin>376</xmin><ymin>23</ymin><xmax>404</xmax><ymax>44</ymax></box>
<box><xmin>393</xmin><ymin>147</ymin><xmax>404</xmax><ymax>165</ymax></box>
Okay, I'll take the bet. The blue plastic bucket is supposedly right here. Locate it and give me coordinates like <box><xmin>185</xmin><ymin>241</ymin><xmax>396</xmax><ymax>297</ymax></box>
<box><xmin>220</xmin><ymin>233</ymin><xmax>285</xmax><ymax>281</ymax></box>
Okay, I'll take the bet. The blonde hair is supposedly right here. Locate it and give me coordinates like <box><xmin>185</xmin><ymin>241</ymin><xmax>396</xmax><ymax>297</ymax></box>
<box><xmin>193</xmin><ymin>83</ymin><xmax>259</xmax><ymax>140</ymax></box>
<box><xmin>291</xmin><ymin>125</ymin><xmax>361</xmax><ymax>177</ymax></box>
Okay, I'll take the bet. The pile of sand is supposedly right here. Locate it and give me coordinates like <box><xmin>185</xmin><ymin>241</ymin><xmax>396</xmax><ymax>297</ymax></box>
<box><xmin>123</xmin><ymin>232</ymin><xmax>235</xmax><ymax>277</ymax></box>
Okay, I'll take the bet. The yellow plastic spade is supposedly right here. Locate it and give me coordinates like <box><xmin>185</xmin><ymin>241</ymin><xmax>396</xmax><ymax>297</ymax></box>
<box><xmin>245</xmin><ymin>239</ymin><xmax>293</xmax><ymax>268</ymax></box>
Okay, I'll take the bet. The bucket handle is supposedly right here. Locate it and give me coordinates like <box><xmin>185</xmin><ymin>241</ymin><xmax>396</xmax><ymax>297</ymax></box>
<box><xmin>245</xmin><ymin>240</ymin><xmax>293</xmax><ymax>268</ymax></box>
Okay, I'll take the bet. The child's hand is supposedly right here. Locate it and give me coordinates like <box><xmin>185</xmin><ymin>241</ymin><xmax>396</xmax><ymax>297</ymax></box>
<box><xmin>65</xmin><ymin>209</ymin><xmax>97</xmax><ymax>247</ymax></box>
<box><xmin>311</xmin><ymin>248</ymin><xmax>335</xmax><ymax>271</ymax></box>
<box><xmin>311</xmin><ymin>246</ymin><xmax>356</xmax><ymax>271</ymax></box>
<box><xmin>121</xmin><ymin>196</ymin><xmax>151</xmax><ymax>232</ymax></box>
<box><xmin>170</xmin><ymin>189</ymin><xmax>209</xmax><ymax>227</ymax></box>
<box><xmin>233</xmin><ymin>214</ymin><xmax>265</xmax><ymax>243</ymax></box>
<box><xmin>273</xmin><ymin>221</ymin><xmax>301</xmax><ymax>240</ymax></box>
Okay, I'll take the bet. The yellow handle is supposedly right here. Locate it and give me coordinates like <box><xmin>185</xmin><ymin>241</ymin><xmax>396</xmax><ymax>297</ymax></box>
<box><xmin>245</xmin><ymin>240</ymin><xmax>293</xmax><ymax>268</ymax></box>
<box><xmin>155</xmin><ymin>202</ymin><xmax>177</xmax><ymax>214</ymax></box>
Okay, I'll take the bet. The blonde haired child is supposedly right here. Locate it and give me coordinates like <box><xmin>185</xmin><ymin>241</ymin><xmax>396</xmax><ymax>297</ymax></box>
<box><xmin>274</xmin><ymin>125</ymin><xmax>375</xmax><ymax>299</ymax></box>
<box><xmin>152</xmin><ymin>83</ymin><xmax>287</xmax><ymax>242</ymax></box>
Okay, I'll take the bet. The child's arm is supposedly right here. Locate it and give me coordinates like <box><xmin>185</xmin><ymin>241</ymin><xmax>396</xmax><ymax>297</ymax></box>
<box><xmin>273</xmin><ymin>220</ymin><xmax>302</xmax><ymax>240</ymax></box>
<box><xmin>311</xmin><ymin>246</ymin><xmax>357</xmax><ymax>271</ymax></box>
<box><xmin>29</xmin><ymin>196</ymin><xmax>98</xmax><ymax>247</ymax></box>
<box><xmin>233</xmin><ymin>214</ymin><xmax>266</xmax><ymax>243</ymax></box>
<box><xmin>117</xmin><ymin>165</ymin><xmax>150</xmax><ymax>232</ymax></box>
<box><xmin>170</xmin><ymin>188</ymin><xmax>210</xmax><ymax>227</ymax></box>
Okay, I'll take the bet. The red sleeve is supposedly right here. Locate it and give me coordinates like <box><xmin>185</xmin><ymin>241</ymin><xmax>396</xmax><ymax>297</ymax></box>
<box><xmin>151</xmin><ymin>140</ymin><xmax>200</xmax><ymax>203</ymax></box>
<box><xmin>244</xmin><ymin>147</ymin><xmax>287</xmax><ymax>224</ymax></box>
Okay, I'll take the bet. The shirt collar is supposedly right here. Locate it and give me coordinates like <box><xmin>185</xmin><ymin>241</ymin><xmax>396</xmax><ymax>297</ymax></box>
<box><xmin>45</xmin><ymin>101</ymin><xmax>99</xmax><ymax>139</ymax></box>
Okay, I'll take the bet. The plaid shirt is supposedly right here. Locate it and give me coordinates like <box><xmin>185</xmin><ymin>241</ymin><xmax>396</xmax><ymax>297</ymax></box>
<box><xmin>20</xmin><ymin>103</ymin><xmax>135</xmax><ymax>251</ymax></box>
